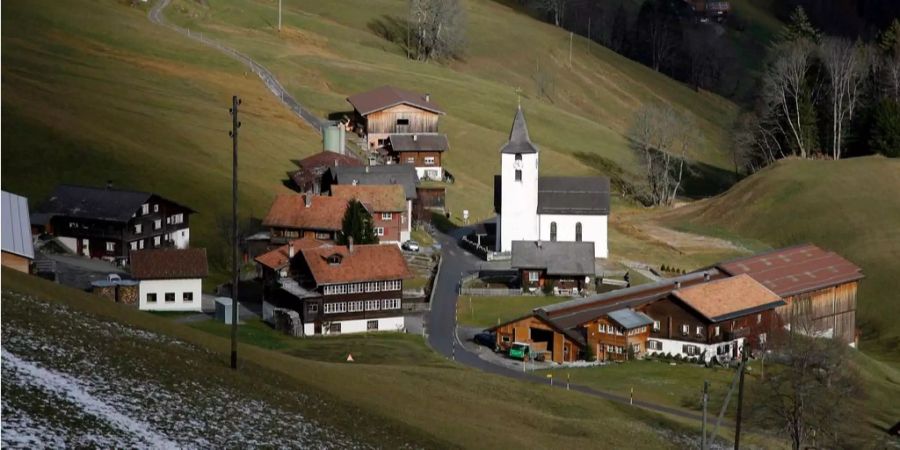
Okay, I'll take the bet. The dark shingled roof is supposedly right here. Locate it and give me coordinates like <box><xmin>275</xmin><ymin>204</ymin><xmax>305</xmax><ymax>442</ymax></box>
<box><xmin>500</xmin><ymin>107</ymin><xmax>539</xmax><ymax>154</ymax></box>
<box><xmin>330</xmin><ymin>164</ymin><xmax>419</xmax><ymax>200</ymax></box>
<box><xmin>716</xmin><ymin>244</ymin><xmax>864</xmax><ymax>297</ymax></box>
<box><xmin>607</xmin><ymin>309</ymin><xmax>655</xmax><ymax>330</ymax></box>
<box><xmin>346</xmin><ymin>86</ymin><xmax>445</xmax><ymax>116</ymax></box>
<box><xmin>510</xmin><ymin>241</ymin><xmax>595</xmax><ymax>276</ymax></box>
<box><xmin>31</xmin><ymin>185</ymin><xmax>193</xmax><ymax>224</ymax></box>
<box><xmin>131</xmin><ymin>248</ymin><xmax>208</xmax><ymax>280</ymax></box>
<box><xmin>388</xmin><ymin>134</ymin><xmax>450</xmax><ymax>152</ymax></box>
<box><xmin>537</xmin><ymin>177</ymin><xmax>610</xmax><ymax>215</ymax></box>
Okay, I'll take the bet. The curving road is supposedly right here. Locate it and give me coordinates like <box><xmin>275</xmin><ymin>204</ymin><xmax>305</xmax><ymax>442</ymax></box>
<box><xmin>427</xmin><ymin>227</ymin><xmax>730</xmax><ymax>427</ymax></box>
<box><xmin>148</xmin><ymin>0</ymin><xmax>328</xmax><ymax>133</ymax></box>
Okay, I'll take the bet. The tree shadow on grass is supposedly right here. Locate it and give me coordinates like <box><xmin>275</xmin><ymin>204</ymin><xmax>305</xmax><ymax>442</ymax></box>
<box><xmin>680</xmin><ymin>160</ymin><xmax>739</xmax><ymax>199</ymax></box>
<box><xmin>367</xmin><ymin>15</ymin><xmax>411</xmax><ymax>55</ymax></box>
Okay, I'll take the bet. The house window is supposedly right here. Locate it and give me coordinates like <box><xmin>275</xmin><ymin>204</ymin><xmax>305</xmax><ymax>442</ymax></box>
<box><xmin>138</xmin><ymin>240</ymin><xmax>145</xmax><ymax>250</ymax></box>
<box><xmin>130</xmin><ymin>241</ymin><xmax>138</xmax><ymax>251</ymax></box>
<box><xmin>757</xmin><ymin>314</ymin><xmax>762</xmax><ymax>324</ymax></box>
<box><xmin>715</xmin><ymin>326</ymin><xmax>720</xmax><ymax>336</ymax></box>
<box><xmin>141</xmin><ymin>203</ymin><xmax>149</xmax><ymax>215</ymax></box>
<box><xmin>575</xmin><ymin>222</ymin><xmax>582</xmax><ymax>242</ymax></box>
<box><xmin>528</xmin><ymin>271</ymin><xmax>540</xmax><ymax>282</ymax></box>
<box><xmin>681</xmin><ymin>324</ymin><xmax>689</xmax><ymax>335</ymax></box>
<box><xmin>315</xmin><ymin>232</ymin><xmax>331</xmax><ymax>240</ymax></box>
<box><xmin>134</xmin><ymin>224</ymin><xmax>143</xmax><ymax>234</ymax></box>
<box><xmin>396</xmin><ymin>118</ymin><xmax>409</xmax><ymax>126</ymax></box>
<box><xmin>324</xmin><ymin>302</ymin><xmax>346</xmax><ymax>314</ymax></box>
<box><xmin>329</xmin><ymin>323</ymin><xmax>342</xmax><ymax>333</ymax></box>
<box><xmin>502</xmin><ymin>335</ymin><xmax>511</xmax><ymax>343</ymax></box>
<box><xmin>367</xmin><ymin>320</ymin><xmax>379</xmax><ymax>331</ymax></box>
<box><xmin>653</xmin><ymin>320</ymin><xmax>660</xmax><ymax>332</ymax></box>
<box><xmin>381</xmin><ymin>212</ymin><xmax>393</xmax><ymax>221</ymax></box>
<box><xmin>648</xmin><ymin>340</ymin><xmax>662</xmax><ymax>351</ymax></box>
<box><xmin>515</xmin><ymin>169</ymin><xmax>522</xmax><ymax>182</ymax></box>
<box><xmin>717</xmin><ymin>344</ymin><xmax>730</xmax><ymax>355</ymax></box>
<box><xmin>424</xmin><ymin>156</ymin><xmax>435</xmax><ymax>166</ymax></box>
<box><xmin>170</xmin><ymin>213</ymin><xmax>184</xmax><ymax>224</ymax></box>
<box><xmin>365</xmin><ymin>300</ymin><xmax>380</xmax><ymax>311</ymax></box>
<box><xmin>154</xmin><ymin>219</ymin><xmax>162</xmax><ymax>230</ymax></box>
<box><xmin>374</xmin><ymin>227</ymin><xmax>385</xmax><ymax>236</ymax></box>
<box><xmin>106</xmin><ymin>242</ymin><xmax>115</xmax><ymax>252</ymax></box>
<box><xmin>550</xmin><ymin>222</ymin><xmax>557</xmax><ymax>242</ymax></box>
<box><xmin>153</xmin><ymin>204</ymin><xmax>159</xmax><ymax>213</ymax></box>
<box><xmin>406</xmin><ymin>156</ymin><xmax>415</xmax><ymax>164</ymax></box>
<box><xmin>147</xmin><ymin>293</ymin><xmax>157</xmax><ymax>303</ymax></box>
<box><xmin>683</xmin><ymin>345</ymin><xmax>700</xmax><ymax>356</ymax></box>
<box><xmin>599</xmin><ymin>323</ymin><xmax>606</xmax><ymax>333</ymax></box>
<box><xmin>381</xmin><ymin>298</ymin><xmax>401</xmax><ymax>310</ymax></box>
<box><xmin>308</xmin><ymin>303</ymin><xmax>319</xmax><ymax>314</ymax></box>
<box><xmin>183</xmin><ymin>292</ymin><xmax>193</xmax><ymax>302</ymax></box>
<box><xmin>165</xmin><ymin>293</ymin><xmax>175</xmax><ymax>302</ymax></box>
<box><xmin>348</xmin><ymin>301</ymin><xmax>364</xmax><ymax>312</ymax></box>
<box><xmin>631</xmin><ymin>343</ymin><xmax>641</xmax><ymax>354</ymax></box>
<box><xmin>695</xmin><ymin>326</ymin><xmax>703</xmax><ymax>336</ymax></box>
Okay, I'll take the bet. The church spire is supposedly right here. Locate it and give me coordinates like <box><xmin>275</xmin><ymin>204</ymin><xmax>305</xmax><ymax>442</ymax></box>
<box><xmin>500</xmin><ymin>106</ymin><xmax>539</xmax><ymax>154</ymax></box>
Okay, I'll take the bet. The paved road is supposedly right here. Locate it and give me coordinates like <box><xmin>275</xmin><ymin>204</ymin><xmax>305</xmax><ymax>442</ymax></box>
<box><xmin>148</xmin><ymin>0</ymin><xmax>328</xmax><ymax>133</ymax></box>
<box><xmin>426</xmin><ymin>227</ymin><xmax>727</xmax><ymax>427</ymax></box>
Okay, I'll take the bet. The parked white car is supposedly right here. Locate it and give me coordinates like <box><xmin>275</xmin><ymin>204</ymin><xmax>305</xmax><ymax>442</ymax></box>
<box><xmin>402</xmin><ymin>240</ymin><xmax>420</xmax><ymax>252</ymax></box>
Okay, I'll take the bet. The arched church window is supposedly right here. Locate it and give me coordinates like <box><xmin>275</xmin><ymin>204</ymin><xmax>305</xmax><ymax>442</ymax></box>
<box><xmin>576</xmin><ymin>222</ymin><xmax>582</xmax><ymax>242</ymax></box>
<box><xmin>515</xmin><ymin>153</ymin><xmax>522</xmax><ymax>161</ymax></box>
<box><xmin>550</xmin><ymin>222</ymin><xmax>557</xmax><ymax>242</ymax></box>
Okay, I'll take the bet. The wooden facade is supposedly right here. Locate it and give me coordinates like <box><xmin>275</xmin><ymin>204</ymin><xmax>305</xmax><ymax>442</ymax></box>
<box><xmin>583</xmin><ymin>317</ymin><xmax>650</xmax><ymax>362</ymax></box>
<box><xmin>493</xmin><ymin>315</ymin><xmax>581</xmax><ymax>363</ymax></box>
<box><xmin>270</xmin><ymin>227</ymin><xmax>335</xmax><ymax>244</ymax></box>
<box><xmin>358</xmin><ymin>104</ymin><xmax>440</xmax><ymax>149</ymax></box>
<box><xmin>520</xmin><ymin>269</ymin><xmax>587</xmax><ymax>295</ymax></box>
<box><xmin>1</xmin><ymin>251</ymin><xmax>30</xmax><ymax>273</ymax></box>
<box><xmin>394</xmin><ymin>150</ymin><xmax>442</xmax><ymax>168</ymax></box>
<box><xmin>644</xmin><ymin>297</ymin><xmax>777</xmax><ymax>352</ymax></box>
<box><xmin>779</xmin><ymin>282</ymin><xmax>858</xmax><ymax>344</ymax></box>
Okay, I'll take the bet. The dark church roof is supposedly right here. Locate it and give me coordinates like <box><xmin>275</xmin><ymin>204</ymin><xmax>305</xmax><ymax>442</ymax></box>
<box><xmin>31</xmin><ymin>185</ymin><xmax>192</xmax><ymax>224</ymax></box>
<box><xmin>537</xmin><ymin>177</ymin><xmax>610</xmax><ymax>215</ymax></box>
<box><xmin>500</xmin><ymin>106</ymin><xmax>539</xmax><ymax>154</ymax></box>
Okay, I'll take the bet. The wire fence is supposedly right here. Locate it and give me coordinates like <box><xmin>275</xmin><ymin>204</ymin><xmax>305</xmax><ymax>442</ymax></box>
<box><xmin>148</xmin><ymin>0</ymin><xmax>328</xmax><ymax>134</ymax></box>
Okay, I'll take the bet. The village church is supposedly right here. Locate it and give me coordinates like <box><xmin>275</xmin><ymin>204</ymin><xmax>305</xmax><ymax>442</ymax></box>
<box><xmin>494</xmin><ymin>107</ymin><xmax>610</xmax><ymax>258</ymax></box>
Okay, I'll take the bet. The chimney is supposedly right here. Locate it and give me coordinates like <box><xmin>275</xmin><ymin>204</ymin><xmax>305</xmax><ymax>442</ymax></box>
<box><xmin>304</xmin><ymin>195</ymin><xmax>312</xmax><ymax>208</ymax></box>
<box><xmin>348</xmin><ymin>236</ymin><xmax>354</xmax><ymax>254</ymax></box>
<box><xmin>413</xmin><ymin>134</ymin><xmax>418</xmax><ymax>142</ymax></box>
<box><xmin>703</xmin><ymin>272</ymin><xmax>710</xmax><ymax>282</ymax></box>
<box><xmin>425</xmin><ymin>93</ymin><xmax>430</xmax><ymax>102</ymax></box>
<box><xmin>288</xmin><ymin>241</ymin><xmax>295</xmax><ymax>258</ymax></box>
<box><xmin>674</xmin><ymin>280</ymin><xmax>682</xmax><ymax>289</ymax></box>
<box><xmin>106</xmin><ymin>180</ymin><xmax>113</xmax><ymax>190</ymax></box>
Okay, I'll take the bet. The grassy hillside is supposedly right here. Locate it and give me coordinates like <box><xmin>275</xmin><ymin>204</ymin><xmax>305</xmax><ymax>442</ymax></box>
<box><xmin>3</xmin><ymin>268</ymin><xmax>713</xmax><ymax>448</ymax></box>
<box><xmin>162</xmin><ymin>0</ymin><xmax>740</xmax><ymax>222</ymax></box>
<box><xmin>662</xmin><ymin>156</ymin><xmax>900</xmax><ymax>358</ymax></box>
<box><xmin>1</xmin><ymin>0</ymin><xmax>321</xmax><ymax>281</ymax></box>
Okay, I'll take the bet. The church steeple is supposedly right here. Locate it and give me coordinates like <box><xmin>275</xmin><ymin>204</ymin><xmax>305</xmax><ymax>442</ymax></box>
<box><xmin>500</xmin><ymin>106</ymin><xmax>539</xmax><ymax>154</ymax></box>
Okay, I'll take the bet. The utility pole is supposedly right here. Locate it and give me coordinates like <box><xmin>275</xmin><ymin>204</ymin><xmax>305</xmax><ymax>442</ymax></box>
<box><xmin>701</xmin><ymin>380</ymin><xmax>709</xmax><ymax>450</ymax></box>
<box><xmin>229</xmin><ymin>95</ymin><xmax>242</xmax><ymax>370</ymax></box>
<box><xmin>568</xmin><ymin>31</ymin><xmax>573</xmax><ymax>66</ymax></box>
<box><xmin>734</xmin><ymin>346</ymin><xmax>748</xmax><ymax>449</ymax></box>
<box><xmin>278</xmin><ymin>0</ymin><xmax>282</xmax><ymax>31</ymax></box>
<box><xmin>587</xmin><ymin>17</ymin><xmax>591</xmax><ymax>56</ymax></box>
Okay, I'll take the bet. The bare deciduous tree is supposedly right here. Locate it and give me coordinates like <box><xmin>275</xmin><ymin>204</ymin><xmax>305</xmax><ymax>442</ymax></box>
<box><xmin>820</xmin><ymin>38</ymin><xmax>870</xmax><ymax>160</ymax></box>
<box><xmin>628</xmin><ymin>104</ymin><xmax>697</xmax><ymax>206</ymax></box>
<box><xmin>733</xmin><ymin>111</ymin><xmax>787</xmax><ymax>173</ymax></box>
<box><xmin>533</xmin><ymin>56</ymin><xmax>556</xmax><ymax>101</ymax></box>
<box><xmin>750</xmin><ymin>331</ymin><xmax>865</xmax><ymax>450</ymax></box>
<box><xmin>763</xmin><ymin>39</ymin><xmax>816</xmax><ymax>158</ymax></box>
<box><xmin>409</xmin><ymin>0</ymin><xmax>467</xmax><ymax>61</ymax></box>
<box><xmin>530</xmin><ymin>0</ymin><xmax>567</xmax><ymax>27</ymax></box>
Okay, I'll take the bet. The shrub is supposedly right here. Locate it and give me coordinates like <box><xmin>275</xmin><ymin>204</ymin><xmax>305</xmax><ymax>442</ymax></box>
<box><xmin>541</xmin><ymin>280</ymin><xmax>556</xmax><ymax>296</ymax></box>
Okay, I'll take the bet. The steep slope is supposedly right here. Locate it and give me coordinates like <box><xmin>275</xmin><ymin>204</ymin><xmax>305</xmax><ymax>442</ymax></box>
<box><xmin>0</xmin><ymin>0</ymin><xmax>321</xmax><ymax>280</ymax></box>
<box><xmin>163</xmin><ymin>0</ymin><xmax>740</xmax><ymax>220</ymax></box>
<box><xmin>663</xmin><ymin>156</ymin><xmax>900</xmax><ymax>357</ymax></box>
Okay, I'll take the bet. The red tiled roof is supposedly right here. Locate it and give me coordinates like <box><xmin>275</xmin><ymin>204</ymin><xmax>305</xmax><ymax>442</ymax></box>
<box><xmin>673</xmin><ymin>274</ymin><xmax>784</xmax><ymax>322</ymax></box>
<box><xmin>131</xmin><ymin>248</ymin><xmax>208</xmax><ymax>279</ymax></box>
<box><xmin>262</xmin><ymin>194</ymin><xmax>348</xmax><ymax>231</ymax></box>
<box><xmin>300</xmin><ymin>244</ymin><xmax>412</xmax><ymax>285</ymax></box>
<box><xmin>330</xmin><ymin>184</ymin><xmax>406</xmax><ymax>212</ymax></box>
<box><xmin>254</xmin><ymin>237</ymin><xmax>326</xmax><ymax>271</ymax></box>
<box><xmin>346</xmin><ymin>86</ymin><xmax>445</xmax><ymax>116</ymax></box>
<box><xmin>717</xmin><ymin>244</ymin><xmax>864</xmax><ymax>297</ymax></box>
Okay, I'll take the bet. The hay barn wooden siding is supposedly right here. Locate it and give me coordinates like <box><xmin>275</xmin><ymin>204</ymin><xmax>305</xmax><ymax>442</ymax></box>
<box><xmin>583</xmin><ymin>317</ymin><xmax>650</xmax><ymax>362</ymax></box>
<box><xmin>366</xmin><ymin>105</ymin><xmax>439</xmax><ymax>134</ymax></box>
<box><xmin>493</xmin><ymin>316</ymin><xmax>579</xmax><ymax>363</ymax></box>
<box><xmin>779</xmin><ymin>281</ymin><xmax>857</xmax><ymax>344</ymax></box>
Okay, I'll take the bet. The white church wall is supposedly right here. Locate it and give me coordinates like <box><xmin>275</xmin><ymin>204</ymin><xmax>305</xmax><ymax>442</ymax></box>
<box><xmin>538</xmin><ymin>214</ymin><xmax>608</xmax><ymax>258</ymax></box>
<box><xmin>499</xmin><ymin>152</ymin><xmax>539</xmax><ymax>253</ymax></box>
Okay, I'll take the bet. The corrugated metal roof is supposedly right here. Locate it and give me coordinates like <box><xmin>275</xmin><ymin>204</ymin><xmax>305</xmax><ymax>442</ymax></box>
<box><xmin>510</xmin><ymin>240</ymin><xmax>595</xmax><ymax>276</ymax></box>
<box><xmin>717</xmin><ymin>244</ymin><xmax>863</xmax><ymax>297</ymax></box>
<box><xmin>607</xmin><ymin>309</ymin><xmax>654</xmax><ymax>329</ymax></box>
<box><xmin>2</xmin><ymin>190</ymin><xmax>35</xmax><ymax>259</ymax></box>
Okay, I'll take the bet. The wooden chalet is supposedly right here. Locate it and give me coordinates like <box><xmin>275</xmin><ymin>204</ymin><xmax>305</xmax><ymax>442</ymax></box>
<box><xmin>584</xmin><ymin>309</ymin><xmax>654</xmax><ymax>362</ymax></box>
<box><xmin>383</xmin><ymin>134</ymin><xmax>449</xmax><ymax>181</ymax></box>
<box><xmin>254</xmin><ymin>237</ymin><xmax>325</xmax><ymax>285</ymax></box>
<box><xmin>263</xmin><ymin>193</ymin><xmax>348</xmax><ymax>245</ymax></box>
<box><xmin>346</xmin><ymin>86</ymin><xmax>445</xmax><ymax>150</ymax></box>
<box><xmin>30</xmin><ymin>184</ymin><xmax>193</xmax><ymax>264</ymax></box>
<box><xmin>716</xmin><ymin>244</ymin><xmax>864</xmax><ymax>345</ymax></box>
<box><xmin>330</xmin><ymin>184</ymin><xmax>410</xmax><ymax>244</ymax></box>
<box><xmin>289</xmin><ymin>152</ymin><xmax>362</xmax><ymax>194</ymax></box>
<box><xmin>510</xmin><ymin>240</ymin><xmax>595</xmax><ymax>295</ymax></box>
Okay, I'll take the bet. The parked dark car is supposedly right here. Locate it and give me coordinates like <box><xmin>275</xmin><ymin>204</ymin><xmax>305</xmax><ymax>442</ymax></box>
<box><xmin>473</xmin><ymin>332</ymin><xmax>497</xmax><ymax>351</ymax></box>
